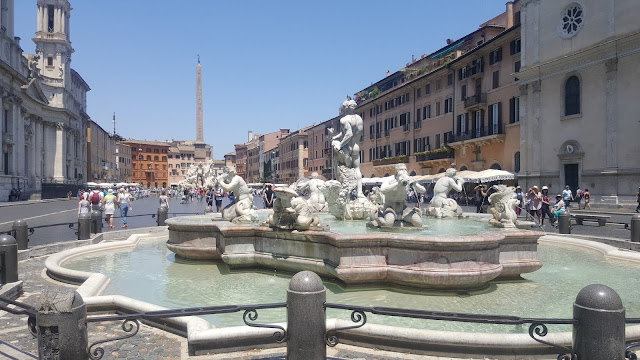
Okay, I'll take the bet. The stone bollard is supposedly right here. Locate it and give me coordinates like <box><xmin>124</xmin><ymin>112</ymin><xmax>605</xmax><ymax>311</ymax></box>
<box><xmin>573</xmin><ymin>284</ymin><xmax>625</xmax><ymax>359</ymax></box>
<box><xmin>558</xmin><ymin>211</ymin><xmax>571</xmax><ymax>234</ymax></box>
<box><xmin>287</xmin><ymin>271</ymin><xmax>326</xmax><ymax>360</ymax></box>
<box><xmin>0</xmin><ymin>234</ymin><xmax>18</xmax><ymax>283</ymax></box>
<box><xmin>631</xmin><ymin>214</ymin><xmax>640</xmax><ymax>243</ymax></box>
<box><xmin>12</xmin><ymin>219</ymin><xmax>28</xmax><ymax>250</ymax></box>
<box><xmin>78</xmin><ymin>213</ymin><xmax>92</xmax><ymax>240</ymax></box>
<box><xmin>90</xmin><ymin>210</ymin><xmax>102</xmax><ymax>234</ymax></box>
<box><xmin>36</xmin><ymin>287</ymin><xmax>88</xmax><ymax>360</ymax></box>
<box><xmin>205</xmin><ymin>205</ymin><xmax>213</xmax><ymax>214</ymax></box>
<box><xmin>157</xmin><ymin>206</ymin><xmax>168</xmax><ymax>226</ymax></box>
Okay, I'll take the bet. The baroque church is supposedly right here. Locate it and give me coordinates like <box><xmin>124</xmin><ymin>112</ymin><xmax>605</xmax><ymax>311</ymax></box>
<box><xmin>0</xmin><ymin>0</ymin><xmax>89</xmax><ymax>200</ymax></box>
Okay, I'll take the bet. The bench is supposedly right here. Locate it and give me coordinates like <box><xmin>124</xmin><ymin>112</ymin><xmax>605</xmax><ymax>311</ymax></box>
<box><xmin>571</xmin><ymin>214</ymin><xmax>611</xmax><ymax>227</ymax></box>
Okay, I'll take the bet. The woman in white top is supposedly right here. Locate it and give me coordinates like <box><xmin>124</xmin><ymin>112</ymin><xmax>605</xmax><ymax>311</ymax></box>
<box><xmin>118</xmin><ymin>188</ymin><xmax>132</xmax><ymax>228</ymax></box>
<box><xmin>552</xmin><ymin>194</ymin><xmax>566</xmax><ymax>220</ymax></box>
<box><xmin>159</xmin><ymin>189</ymin><xmax>169</xmax><ymax>209</ymax></box>
<box><xmin>102</xmin><ymin>189</ymin><xmax>118</xmax><ymax>228</ymax></box>
<box><xmin>77</xmin><ymin>195</ymin><xmax>90</xmax><ymax>215</ymax></box>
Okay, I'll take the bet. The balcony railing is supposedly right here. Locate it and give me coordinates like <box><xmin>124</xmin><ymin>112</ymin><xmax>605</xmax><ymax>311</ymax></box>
<box><xmin>321</xmin><ymin>167</ymin><xmax>332</xmax><ymax>175</ymax></box>
<box><xmin>372</xmin><ymin>155</ymin><xmax>409</xmax><ymax>166</ymax></box>
<box><xmin>323</xmin><ymin>147</ymin><xmax>332</xmax><ymax>155</ymax></box>
<box><xmin>449</xmin><ymin>124</ymin><xmax>504</xmax><ymax>143</ymax></box>
<box><xmin>464</xmin><ymin>93</ymin><xmax>487</xmax><ymax>108</ymax></box>
<box><xmin>415</xmin><ymin>148</ymin><xmax>455</xmax><ymax>162</ymax></box>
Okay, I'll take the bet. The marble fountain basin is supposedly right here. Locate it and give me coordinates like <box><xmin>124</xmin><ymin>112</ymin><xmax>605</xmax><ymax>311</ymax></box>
<box><xmin>165</xmin><ymin>214</ymin><xmax>542</xmax><ymax>290</ymax></box>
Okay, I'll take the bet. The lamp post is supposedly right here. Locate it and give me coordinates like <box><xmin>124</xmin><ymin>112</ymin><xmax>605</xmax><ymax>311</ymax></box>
<box><xmin>138</xmin><ymin>145</ymin><xmax>143</xmax><ymax>188</ymax></box>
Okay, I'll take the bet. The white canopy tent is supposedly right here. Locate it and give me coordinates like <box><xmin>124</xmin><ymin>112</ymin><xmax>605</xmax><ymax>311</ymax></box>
<box><xmin>361</xmin><ymin>169</ymin><xmax>515</xmax><ymax>186</ymax></box>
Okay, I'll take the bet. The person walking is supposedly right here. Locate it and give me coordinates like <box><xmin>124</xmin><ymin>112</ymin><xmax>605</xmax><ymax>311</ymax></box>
<box><xmin>562</xmin><ymin>185</ymin><xmax>574</xmax><ymax>208</ymax></box>
<box><xmin>540</xmin><ymin>186</ymin><xmax>554</xmax><ymax>225</ymax></box>
<box><xmin>636</xmin><ymin>187</ymin><xmax>640</xmax><ymax>213</ymax></box>
<box><xmin>102</xmin><ymin>189</ymin><xmax>118</xmax><ymax>229</ymax></box>
<box><xmin>264</xmin><ymin>184</ymin><xmax>274</xmax><ymax>209</ymax></box>
<box><xmin>583</xmin><ymin>188</ymin><xmax>592</xmax><ymax>210</ymax></box>
<box><xmin>527</xmin><ymin>186</ymin><xmax>542</xmax><ymax>224</ymax></box>
<box><xmin>575</xmin><ymin>186</ymin><xmax>583</xmax><ymax>209</ymax></box>
<box><xmin>473</xmin><ymin>184</ymin><xmax>487</xmax><ymax>213</ymax></box>
<box><xmin>159</xmin><ymin>189</ymin><xmax>170</xmax><ymax>210</ymax></box>
<box><xmin>205</xmin><ymin>188</ymin><xmax>213</xmax><ymax>209</ymax></box>
<box><xmin>214</xmin><ymin>185</ymin><xmax>224</xmax><ymax>212</ymax></box>
<box><xmin>77</xmin><ymin>195</ymin><xmax>90</xmax><ymax>216</ymax></box>
<box><xmin>118</xmin><ymin>188</ymin><xmax>132</xmax><ymax>228</ymax></box>
<box><xmin>515</xmin><ymin>186</ymin><xmax>523</xmax><ymax>216</ymax></box>
<box><xmin>89</xmin><ymin>187</ymin><xmax>103</xmax><ymax>211</ymax></box>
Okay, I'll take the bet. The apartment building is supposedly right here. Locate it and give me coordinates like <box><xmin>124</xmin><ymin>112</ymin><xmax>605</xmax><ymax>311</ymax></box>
<box><xmin>307</xmin><ymin>117</ymin><xmax>340</xmax><ymax>179</ymax></box>
<box><xmin>224</xmin><ymin>151</ymin><xmax>236</xmax><ymax>168</ymax></box>
<box><xmin>354</xmin><ymin>2</ymin><xmax>520</xmax><ymax>178</ymax></box>
<box><xmin>125</xmin><ymin>140</ymin><xmax>170</xmax><ymax>188</ymax></box>
<box><xmin>263</xmin><ymin>146</ymin><xmax>279</xmax><ymax>183</ymax></box>
<box><xmin>115</xmin><ymin>136</ymin><xmax>132</xmax><ymax>182</ymax></box>
<box><xmin>278</xmin><ymin>127</ymin><xmax>310</xmax><ymax>184</ymax></box>
<box><xmin>87</xmin><ymin>120</ymin><xmax>117</xmax><ymax>182</ymax></box>
<box><xmin>167</xmin><ymin>140</ymin><xmax>212</xmax><ymax>185</ymax></box>
<box><xmin>258</xmin><ymin>129</ymin><xmax>290</xmax><ymax>182</ymax></box>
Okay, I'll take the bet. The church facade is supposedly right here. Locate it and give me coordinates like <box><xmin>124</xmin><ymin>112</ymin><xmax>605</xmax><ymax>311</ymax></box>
<box><xmin>0</xmin><ymin>0</ymin><xmax>90</xmax><ymax>200</ymax></box>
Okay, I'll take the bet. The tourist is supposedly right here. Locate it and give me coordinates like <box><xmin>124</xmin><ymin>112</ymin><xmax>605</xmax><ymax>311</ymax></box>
<box><xmin>575</xmin><ymin>186</ymin><xmax>583</xmax><ymax>209</ymax></box>
<box><xmin>159</xmin><ymin>189</ymin><xmax>170</xmax><ymax>209</ymax></box>
<box><xmin>77</xmin><ymin>195</ymin><xmax>90</xmax><ymax>216</ymax></box>
<box><xmin>228</xmin><ymin>191</ymin><xmax>235</xmax><ymax>204</ymax></box>
<box><xmin>552</xmin><ymin>194</ymin><xmax>566</xmax><ymax>221</ymax></box>
<box><xmin>205</xmin><ymin>188</ymin><xmax>213</xmax><ymax>208</ymax></box>
<box><xmin>102</xmin><ymin>189</ymin><xmax>118</xmax><ymax>229</ymax></box>
<box><xmin>637</xmin><ymin>187</ymin><xmax>640</xmax><ymax>213</ymax></box>
<box><xmin>562</xmin><ymin>185</ymin><xmax>574</xmax><ymax>208</ymax></box>
<box><xmin>214</xmin><ymin>185</ymin><xmax>224</xmax><ymax>212</ymax></box>
<box><xmin>583</xmin><ymin>188</ymin><xmax>592</xmax><ymax>210</ymax></box>
<box><xmin>527</xmin><ymin>186</ymin><xmax>542</xmax><ymax>223</ymax></box>
<box><xmin>473</xmin><ymin>184</ymin><xmax>487</xmax><ymax>213</ymax></box>
<box><xmin>118</xmin><ymin>188</ymin><xmax>132</xmax><ymax>228</ymax></box>
<box><xmin>89</xmin><ymin>187</ymin><xmax>103</xmax><ymax>211</ymax></box>
<box><xmin>540</xmin><ymin>186</ymin><xmax>554</xmax><ymax>225</ymax></box>
<box><xmin>264</xmin><ymin>185</ymin><xmax>274</xmax><ymax>209</ymax></box>
<box><xmin>515</xmin><ymin>186</ymin><xmax>523</xmax><ymax>216</ymax></box>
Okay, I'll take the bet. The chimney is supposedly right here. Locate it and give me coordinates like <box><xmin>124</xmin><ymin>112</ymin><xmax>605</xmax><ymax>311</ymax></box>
<box><xmin>248</xmin><ymin>131</ymin><xmax>253</xmax><ymax>142</ymax></box>
<box><xmin>446</xmin><ymin>39</ymin><xmax>454</xmax><ymax>45</ymax></box>
<box><xmin>386</xmin><ymin>70</ymin><xmax>390</xmax><ymax>77</ymax></box>
<box><xmin>506</xmin><ymin>1</ymin><xmax>514</xmax><ymax>28</ymax></box>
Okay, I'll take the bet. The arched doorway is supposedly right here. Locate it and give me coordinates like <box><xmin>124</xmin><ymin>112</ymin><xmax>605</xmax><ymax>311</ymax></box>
<box><xmin>437</xmin><ymin>168</ymin><xmax>446</xmax><ymax>173</ymax></box>
<box><xmin>459</xmin><ymin>166</ymin><xmax>468</xmax><ymax>171</ymax></box>
<box><xmin>490</xmin><ymin>163</ymin><xmax>502</xmax><ymax>170</ymax></box>
<box><xmin>410</xmin><ymin>171</ymin><xmax>417</xmax><ymax>176</ymax></box>
<box><xmin>162</xmin><ymin>182</ymin><xmax>167</xmax><ymax>188</ymax></box>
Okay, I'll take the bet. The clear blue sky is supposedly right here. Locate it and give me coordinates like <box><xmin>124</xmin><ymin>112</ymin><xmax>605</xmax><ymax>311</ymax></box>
<box><xmin>14</xmin><ymin>1</ymin><xmax>506</xmax><ymax>158</ymax></box>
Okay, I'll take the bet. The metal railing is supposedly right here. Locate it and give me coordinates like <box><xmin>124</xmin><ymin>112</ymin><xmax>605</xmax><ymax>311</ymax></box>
<box><xmin>464</xmin><ymin>93</ymin><xmax>487</xmax><ymax>108</ymax></box>
<box><xmin>415</xmin><ymin>148</ymin><xmax>455</xmax><ymax>162</ymax></box>
<box><xmin>449</xmin><ymin>124</ymin><xmax>504</xmax><ymax>143</ymax></box>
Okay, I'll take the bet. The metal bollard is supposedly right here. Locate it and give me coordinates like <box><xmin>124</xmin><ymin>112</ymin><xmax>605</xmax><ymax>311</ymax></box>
<box><xmin>631</xmin><ymin>214</ymin><xmax>640</xmax><ymax>243</ymax></box>
<box><xmin>573</xmin><ymin>284</ymin><xmax>625</xmax><ymax>359</ymax></box>
<box><xmin>91</xmin><ymin>210</ymin><xmax>103</xmax><ymax>234</ymax></box>
<box><xmin>78</xmin><ymin>213</ymin><xmax>92</xmax><ymax>240</ymax></box>
<box><xmin>287</xmin><ymin>271</ymin><xmax>326</xmax><ymax>360</ymax></box>
<box><xmin>12</xmin><ymin>219</ymin><xmax>28</xmax><ymax>250</ymax></box>
<box><xmin>558</xmin><ymin>211</ymin><xmax>571</xmax><ymax>234</ymax></box>
<box><xmin>0</xmin><ymin>234</ymin><xmax>18</xmax><ymax>283</ymax></box>
<box><xmin>157</xmin><ymin>206</ymin><xmax>168</xmax><ymax>226</ymax></box>
<box><xmin>36</xmin><ymin>287</ymin><xmax>88</xmax><ymax>360</ymax></box>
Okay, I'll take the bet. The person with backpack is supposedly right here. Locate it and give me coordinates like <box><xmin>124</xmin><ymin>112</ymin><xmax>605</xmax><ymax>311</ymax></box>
<box><xmin>90</xmin><ymin>188</ymin><xmax>103</xmax><ymax>211</ymax></box>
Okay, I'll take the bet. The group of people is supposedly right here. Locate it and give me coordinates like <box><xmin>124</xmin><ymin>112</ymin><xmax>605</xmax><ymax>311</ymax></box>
<box><xmin>514</xmin><ymin>185</ymin><xmax>590</xmax><ymax>225</ymax></box>
<box><xmin>77</xmin><ymin>187</ymin><xmax>133</xmax><ymax>228</ymax></box>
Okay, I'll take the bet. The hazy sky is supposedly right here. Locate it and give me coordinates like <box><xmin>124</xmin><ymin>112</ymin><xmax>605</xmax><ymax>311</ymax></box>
<box><xmin>14</xmin><ymin>1</ymin><xmax>506</xmax><ymax>158</ymax></box>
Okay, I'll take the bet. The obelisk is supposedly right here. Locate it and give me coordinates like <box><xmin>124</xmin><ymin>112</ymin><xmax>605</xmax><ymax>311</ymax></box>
<box><xmin>196</xmin><ymin>55</ymin><xmax>204</xmax><ymax>143</ymax></box>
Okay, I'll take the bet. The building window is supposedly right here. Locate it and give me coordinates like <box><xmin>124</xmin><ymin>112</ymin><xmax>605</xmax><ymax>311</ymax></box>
<box><xmin>435</xmin><ymin>102</ymin><xmax>441</xmax><ymax>116</ymax></box>
<box><xmin>514</xmin><ymin>60</ymin><xmax>521</xmax><ymax>74</ymax></box>
<box><xmin>154</xmin><ymin>156</ymin><xmax>159</xmax><ymax>161</ymax></box>
<box><xmin>416</xmin><ymin>88</ymin><xmax>421</xmax><ymax>99</ymax></box>
<box><xmin>447</xmin><ymin>73</ymin><xmax>453</xmax><ymax>86</ymax></box>
<box><xmin>509</xmin><ymin>96</ymin><xmax>520</xmax><ymax>123</ymax></box>
<box><xmin>492</xmin><ymin>70</ymin><xmax>500</xmax><ymax>89</ymax></box>
<box><xmin>461</xmin><ymin>84</ymin><xmax>467</xmax><ymax>100</ymax></box>
<box><xmin>489</xmin><ymin>47</ymin><xmax>503</xmax><ymax>65</ymax></box>
<box><xmin>444</xmin><ymin>97</ymin><xmax>453</xmax><ymax>114</ymax></box>
<box><xmin>565</xmin><ymin>75</ymin><xmax>581</xmax><ymax>116</ymax></box>
<box><xmin>559</xmin><ymin>4</ymin><xmax>584</xmax><ymax>39</ymax></box>
<box><xmin>47</xmin><ymin>5</ymin><xmax>55</xmax><ymax>32</ymax></box>
<box><xmin>425</xmin><ymin>83</ymin><xmax>431</xmax><ymax>95</ymax></box>
<box><xmin>435</xmin><ymin>79</ymin><xmax>442</xmax><ymax>91</ymax></box>
<box><xmin>514</xmin><ymin>151</ymin><xmax>521</xmax><ymax>173</ymax></box>
<box><xmin>424</xmin><ymin>105</ymin><xmax>430</xmax><ymax>119</ymax></box>
<box><xmin>146</xmin><ymin>155</ymin><xmax>151</xmax><ymax>161</ymax></box>
<box><xmin>510</xmin><ymin>38</ymin><xmax>521</xmax><ymax>55</ymax></box>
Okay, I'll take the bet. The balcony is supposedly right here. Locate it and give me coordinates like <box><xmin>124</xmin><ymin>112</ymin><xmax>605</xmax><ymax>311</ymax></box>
<box><xmin>415</xmin><ymin>148</ymin><xmax>455</xmax><ymax>162</ymax></box>
<box><xmin>373</xmin><ymin>155</ymin><xmax>409</xmax><ymax>166</ymax></box>
<box><xmin>323</xmin><ymin>147</ymin><xmax>332</xmax><ymax>155</ymax></box>
<box><xmin>449</xmin><ymin>124</ymin><xmax>504</xmax><ymax>143</ymax></box>
<box><xmin>468</xmin><ymin>60</ymin><xmax>484</xmax><ymax>79</ymax></box>
<box><xmin>464</xmin><ymin>93</ymin><xmax>487</xmax><ymax>109</ymax></box>
<box><xmin>322</xmin><ymin>167</ymin><xmax>332</xmax><ymax>176</ymax></box>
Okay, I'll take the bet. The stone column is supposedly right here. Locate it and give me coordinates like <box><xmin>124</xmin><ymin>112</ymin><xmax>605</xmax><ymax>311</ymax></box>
<box><xmin>43</xmin><ymin>5</ymin><xmax>48</xmax><ymax>31</ymax></box>
<box><xmin>287</xmin><ymin>271</ymin><xmax>326</xmax><ymax>360</ymax></box>
<box><xmin>54</xmin><ymin>122</ymin><xmax>65</xmax><ymax>181</ymax></box>
<box><xmin>37</xmin><ymin>6</ymin><xmax>42</xmax><ymax>32</ymax></box>
<box><xmin>573</xmin><ymin>284</ymin><xmax>625</xmax><ymax>359</ymax></box>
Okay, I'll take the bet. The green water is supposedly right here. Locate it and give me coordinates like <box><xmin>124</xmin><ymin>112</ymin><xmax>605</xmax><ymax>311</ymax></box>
<box><xmin>64</xmin><ymin>237</ymin><xmax>640</xmax><ymax>334</ymax></box>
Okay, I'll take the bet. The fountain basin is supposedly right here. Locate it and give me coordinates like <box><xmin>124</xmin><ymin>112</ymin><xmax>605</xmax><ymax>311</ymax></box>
<box><xmin>165</xmin><ymin>215</ymin><xmax>542</xmax><ymax>290</ymax></box>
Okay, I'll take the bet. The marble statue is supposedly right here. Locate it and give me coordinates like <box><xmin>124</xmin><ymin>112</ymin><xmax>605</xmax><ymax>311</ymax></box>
<box><xmin>323</xmin><ymin>98</ymin><xmax>376</xmax><ymax>220</ymax></box>
<box><xmin>216</xmin><ymin>166</ymin><xmax>257</xmax><ymax>223</ymax></box>
<box><xmin>426</xmin><ymin>167</ymin><xmax>465</xmax><ymax>218</ymax></box>
<box><xmin>367</xmin><ymin>186</ymin><xmax>385</xmax><ymax>208</ymax></box>
<box><xmin>487</xmin><ymin>184</ymin><xmax>519</xmax><ymax>228</ymax></box>
<box><xmin>29</xmin><ymin>54</ymin><xmax>40</xmax><ymax>79</ymax></box>
<box><xmin>177</xmin><ymin>160</ymin><xmax>223</xmax><ymax>190</ymax></box>
<box><xmin>293</xmin><ymin>172</ymin><xmax>328</xmax><ymax>213</ymax></box>
<box><xmin>368</xmin><ymin>163</ymin><xmax>426</xmax><ymax>228</ymax></box>
<box><xmin>264</xmin><ymin>187</ymin><xmax>324</xmax><ymax>231</ymax></box>
<box><xmin>328</xmin><ymin>98</ymin><xmax>364</xmax><ymax>198</ymax></box>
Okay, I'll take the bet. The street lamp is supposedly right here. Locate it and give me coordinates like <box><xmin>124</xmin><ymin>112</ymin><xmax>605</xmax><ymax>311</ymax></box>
<box><xmin>138</xmin><ymin>145</ymin><xmax>143</xmax><ymax>188</ymax></box>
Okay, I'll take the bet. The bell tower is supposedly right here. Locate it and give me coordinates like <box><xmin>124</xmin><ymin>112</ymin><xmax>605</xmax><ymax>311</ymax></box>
<box><xmin>33</xmin><ymin>0</ymin><xmax>73</xmax><ymax>93</ymax></box>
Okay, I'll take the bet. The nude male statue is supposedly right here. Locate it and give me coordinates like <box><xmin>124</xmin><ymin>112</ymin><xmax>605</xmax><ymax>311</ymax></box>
<box><xmin>370</xmin><ymin>163</ymin><xmax>426</xmax><ymax>228</ymax></box>
<box><xmin>327</xmin><ymin>98</ymin><xmax>364</xmax><ymax>197</ymax></box>
<box><xmin>216</xmin><ymin>166</ymin><xmax>256</xmax><ymax>222</ymax></box>
<box><xmin>427</xmin><ymin>167</ymin><xmax>465</xmax><ymax>218</ymax></box>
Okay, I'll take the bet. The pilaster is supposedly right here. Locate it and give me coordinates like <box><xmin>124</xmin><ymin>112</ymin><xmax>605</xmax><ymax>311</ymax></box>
<box><xmin>605</xmin><ymin>58</ymin><xmax>618</xmax><ymax>169</ymax></box>
<box><xmin>53</xmin><ymin>122</ymin><xmax>65</xmax><ymax>181</ymax></box>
